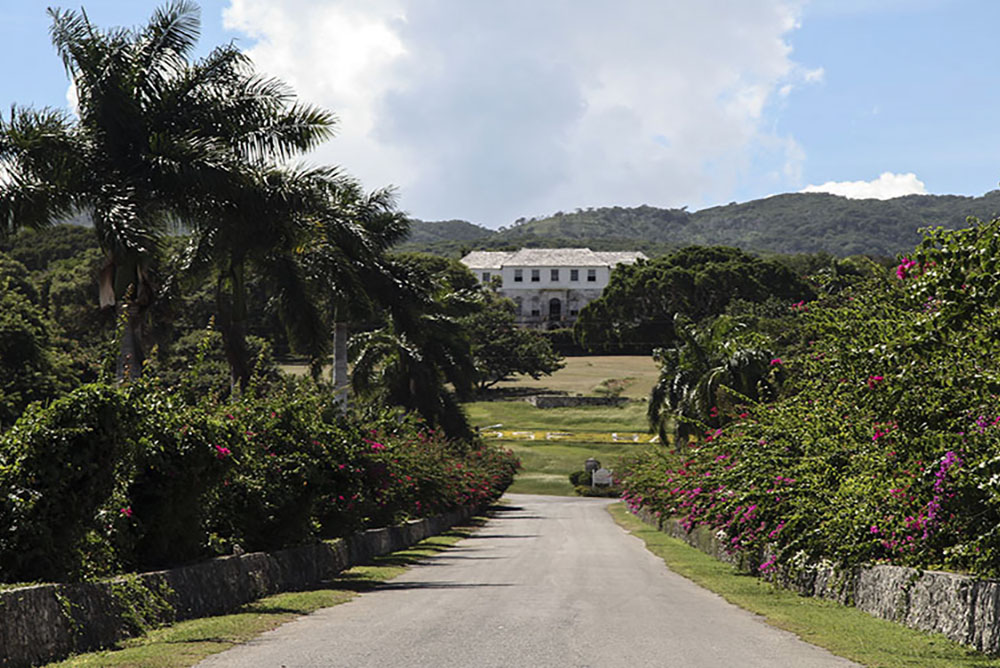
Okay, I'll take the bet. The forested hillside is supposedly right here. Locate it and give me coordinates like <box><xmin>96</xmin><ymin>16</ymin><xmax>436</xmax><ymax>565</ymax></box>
<box><xmin>402</xmin><ymin>190</ymin><xmax>1000</xmax><ymax>258</ymax></box>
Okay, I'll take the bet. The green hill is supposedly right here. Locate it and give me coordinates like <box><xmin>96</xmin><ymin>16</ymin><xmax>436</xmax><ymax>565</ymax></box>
<box><xmin>399</xmin><ymin>191</ymin><xmax>1000</xmax><ymax>258</ymax></box>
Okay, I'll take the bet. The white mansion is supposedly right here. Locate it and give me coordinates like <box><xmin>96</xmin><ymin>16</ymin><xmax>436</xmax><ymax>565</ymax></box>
<box><xmin>460</xmin><ymin>248</ymin><xmax>647</xmax><ymax>328</ymax></box>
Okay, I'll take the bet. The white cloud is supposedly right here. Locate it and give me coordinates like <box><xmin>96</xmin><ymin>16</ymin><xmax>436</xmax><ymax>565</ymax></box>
<box><xmin>66</xmin><ymin>82</ymin><xmax>78</xmax><ymax>117</ymax></box>
<box><xmin>803</xmin><ymin>66</ymin><xmax>825</xmax><ymax>83</ymax></box>
<box><xmin>222</xmin><ymin>0</ymin><xmax>814</xmax><ymax>226</ymax></box>
<box><xmin>800</xmin><ymin>172</ymin><xmax>927</xmax><ymax>199</ymax></box>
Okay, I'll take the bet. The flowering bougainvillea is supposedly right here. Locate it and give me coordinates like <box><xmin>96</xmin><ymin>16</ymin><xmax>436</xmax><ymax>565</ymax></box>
<box><xmin>622</xmin><ymin>217</ymin><xmax>1000</xmax><ymax>576</ymax></box>
<box><xmin>0</xmin><ymin>378</ymin><xmax>518</xmax><ymax>583</ymax></box>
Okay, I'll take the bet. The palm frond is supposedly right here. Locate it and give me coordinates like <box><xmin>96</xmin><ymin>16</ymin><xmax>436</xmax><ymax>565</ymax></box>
<box><xmin>137</xmin><ymin>1</ymin><xmax>200</xmax><ymax>66</ymax></box>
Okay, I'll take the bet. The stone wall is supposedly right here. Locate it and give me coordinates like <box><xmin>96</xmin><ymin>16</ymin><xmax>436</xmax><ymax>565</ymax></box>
<box><xmin>0</xmin><ymin>507</ymin><xmax>475</xmax><ymax>668</ymax></box>
<box><xmin>525</xmin><ymin>395</ymin><xmax>627</xmax><ymax>408</ymax></box>
<box><xmin>635</xmin><ymin>510</ymin><xmax>1000</xmax><ymax>655</ymax></box>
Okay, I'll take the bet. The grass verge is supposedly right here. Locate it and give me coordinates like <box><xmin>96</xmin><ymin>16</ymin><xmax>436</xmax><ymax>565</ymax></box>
<box><xmin>609</xmin><ymin>503</ymin><xmax>1000</xmax><ymax>668</ymax></box>
<box><xmin>46</xmin><ymin>522</ymin><xmax>483</xmax><ymax>668</ymax></box>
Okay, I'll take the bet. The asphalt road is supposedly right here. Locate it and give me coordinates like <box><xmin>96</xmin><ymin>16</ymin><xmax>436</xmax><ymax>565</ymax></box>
<box><xmin>197</xmin><ymin>494</ymin><xmax>860</xmax><ymax>668</ymax></box>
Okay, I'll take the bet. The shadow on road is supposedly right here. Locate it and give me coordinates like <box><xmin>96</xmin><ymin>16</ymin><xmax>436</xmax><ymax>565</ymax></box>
<box><xmin>374</xmin><ymin>581</ymin><xmax>514</xmax><ymax>591</ymax></box>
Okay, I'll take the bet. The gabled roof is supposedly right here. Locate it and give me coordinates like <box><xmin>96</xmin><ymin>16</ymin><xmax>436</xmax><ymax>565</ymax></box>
<box><xmin>460</xmin><ymin>251</ymin><xmax>512</xmax><ymax>269</ymax></box>
<box><xmin>503</xmin><ymin>248</ymin><xmax>603</xmax><ymax>266</ymax></box>
<box><xmin>593</xmin><ymin>251</ymin><xmax>647</xmax><ymax>265</ymax></box>
<box><xmin>460</xmin><ymin>248</ymin><xmax>647</xmax><ymax>269</ymax></box>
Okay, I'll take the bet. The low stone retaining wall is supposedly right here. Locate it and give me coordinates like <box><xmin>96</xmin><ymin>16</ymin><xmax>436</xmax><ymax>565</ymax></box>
<box><xmin>635</xmin><ymin>509</ymin><xmax>1000</xmax><ymax>655</ymax></box>
<box><xmin>524</xmin><ymin>395</ymin><xmax>627</xmax><ymax>408</ymax></box>
<box><xmin>0</xmin><ymin>506</ymin><xmax>476</xmax><ymax>668</ymax></box>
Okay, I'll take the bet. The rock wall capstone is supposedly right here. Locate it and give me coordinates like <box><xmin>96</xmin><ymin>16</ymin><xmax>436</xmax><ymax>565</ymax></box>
<box><xmin>524</xmin><ymin>395</ymin><xmax>627</xmax><ymax>408</ymax></box>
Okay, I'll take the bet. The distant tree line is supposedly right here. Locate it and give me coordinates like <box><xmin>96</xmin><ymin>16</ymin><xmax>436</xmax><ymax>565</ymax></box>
<box><xmin>400</xmin><ymin>193</ymin><xmax>1000</xmax><ymax>259</ymax></box>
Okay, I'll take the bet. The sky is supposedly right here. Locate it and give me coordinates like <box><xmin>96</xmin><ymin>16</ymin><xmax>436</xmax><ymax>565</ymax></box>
<box><xmin>2</xmin><ymin>0</ymin><xmax>999</xmax><ymax>228</ymax></box>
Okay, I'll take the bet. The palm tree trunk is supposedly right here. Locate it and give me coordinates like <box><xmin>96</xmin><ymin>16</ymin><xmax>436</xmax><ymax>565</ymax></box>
<box><xmin>332</xmin><ymin>318</ymin><xmax>350</xmax><ymax>405</ymax></box>
<box><xmin>217</xmin><ymin>257</ymin><xmax>251</xmax><ymax>392</ymax></box>
<box><xmin>116</xmin><ymin>302</ymin><xmax>145</xmax><ymax>381</ymax></box>
<box><xmin>107</xmin><ymin>260</ymin><xmax>147</xmax><ymax>382</ymax></box>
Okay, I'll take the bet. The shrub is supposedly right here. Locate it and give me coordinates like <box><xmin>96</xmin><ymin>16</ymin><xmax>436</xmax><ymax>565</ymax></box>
<box><xmin>0</xmin><ymin>384</ymin><xmax>135</xmax><ymax>581</ymax></box>
<box><xmin>0</xmin><ymin>274</ymin><xmax>75</xmax><ymax>427</ymax></box>
<box><xmin>620</xmin><ymin>218</ymin><xmax>1000</xmax><ymax>576</ymax></box>
<box><xmin>0</xmin><ymin>376</ymin><xmax>519</xmax><ymax>583</ymax></box>
<box><xmin>127</xmin><ymin>387</ymin><xmax>235</xmax><ymax>569</ymax></box>
<box><xmin>204</xmin><ymin>387</ymin><xmax>337</xmax><ymax>552</ymax></box>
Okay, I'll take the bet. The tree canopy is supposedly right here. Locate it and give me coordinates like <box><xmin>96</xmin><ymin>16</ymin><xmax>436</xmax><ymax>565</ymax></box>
<box><xmin>574</xmin><ymin>246</ymin><xmax>814</xmax><ymax>353</ymax></box>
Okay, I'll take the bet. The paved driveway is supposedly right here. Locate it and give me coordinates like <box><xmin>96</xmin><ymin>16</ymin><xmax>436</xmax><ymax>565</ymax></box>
<box><xmin>197</xmin><ymin>494</ymin><xmax>859</xmax><ymax>667</ymax></box>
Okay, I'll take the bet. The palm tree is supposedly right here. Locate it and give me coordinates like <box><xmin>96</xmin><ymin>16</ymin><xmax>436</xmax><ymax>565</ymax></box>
<box><xmin>181</xmin><ymin>165</ymin><xmax>337</xmax><ymax>390</ymax></box>
<box><xmin>0</xmin><ymin>2</ymin><xmax>332</xmax><ymax>379</ymax></box>
<box><xmin>180</xmin><ymin>167</ymin><xmax>408</xmax><ymax>392</ymax></box>
<box><xmin>649</xmin><ymin>314</ymin><xmax>778</xmax><ymax>445</ymax></box>
<box><xmin>349</xmin><ymin>259</ymin><xmax>479</xmax><ymax>440</ymax></box>
<box><xmin>296</xmin><ymin>183</ymin><xmax>409</xmax><ymax>397</ymax></box>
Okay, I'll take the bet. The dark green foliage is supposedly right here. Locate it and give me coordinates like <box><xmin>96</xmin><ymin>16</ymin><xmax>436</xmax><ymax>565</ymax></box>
<box><xmin>622</xmin><ymin>216</ymin><xmax>1000</xmax><ymax>576</ymax></box>
<box><xmin>391</xmin><ymin>252</ymin><xmax>481</xmax><ymax>292</ymax></box>
<box><xmin>403</xmin><ymin>218</ymin><xmax>495</xmax><ymax>248</ymax></box>
<box><xmin>463</xmin><ymin>293</ymin><xmax>564</xmax><ymax>391</ymax></box>
<box><xmin>0</xmin><ymin>253</ymin><xmax>40</xmax><ymax>301</ymax></box>
<box><xmin>0</xmin><ymin>376</ymin><xmax>518</xmax><ymax>584</ymax></box>
<box><xmin>0</xmin><ymin>253</ymin><xmax>76</xmax><ymax>426</ymax></box>
<box><xmin>541</xmin><ymin>328</ymin><xmax>586</xmax><ymax>356</ymax></box>
<box><xmin>396</xmin><ymin>191</ymin><xmax>1000</xmax><ymax>259</ymax></box>
<box><xmin>0</xmin><ymin>384</ymin><xmax>135</xmax><ymax>581</ymax></box>
<box><xmin>0</xmin><ymin>224</ymin><xmax>96</xmax><ymax>272</ymax></box>
<box><xmin>145</xmin><ymin>329</ymin><xmax>280</xmax><ymax>401</ymax></box>
<box><xmin>205</xmin><ymin>389</ymin><xmax>333</xmax><ymax>551</ymax></box>
<box><xmin>574</xmin><ymin>246</ymin><xmax>813</xmax><ymax>353</ymax></box>
<box><xmin>648</xmin><ymin>314</ymin><xmax>780</xmax><ymax>445</ymax></box>
<box><xmin>127</xmin><ymin>388</ymin><xmax>234</xmax><ymax>569</ymax></box>
<box><xmin>350</xmin><ymin>254</ymin><xmax>480</xmax><ymax>440</ymax></box>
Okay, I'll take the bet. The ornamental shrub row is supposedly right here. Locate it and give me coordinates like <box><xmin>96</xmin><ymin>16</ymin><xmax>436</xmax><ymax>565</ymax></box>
<box><xmin>621</xmin><ymin>217</ymin><xmax>1000</xmax><ymax>577</ymax></box>
<box><xmin>0</xmin><ymin>378</ymin><xmax>518</xmax><ymax>583</ymax></box>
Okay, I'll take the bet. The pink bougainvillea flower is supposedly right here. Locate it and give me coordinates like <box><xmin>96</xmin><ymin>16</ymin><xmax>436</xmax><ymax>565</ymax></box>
<box><xmin>770</xmin><ymin>358</ymin><xmax>782</xmax><ymax>366</ymax></box>
<box><xmin>896</xmin><ymin>257</ymin><xmax>918</xmax><ymax>280</ymax></box>
<box><xmin>120</xmin><ymin>507</ymin><xmax>133</xmax><ymax>518</ymax></box>
<box><xmin>214</xmin><ymin>444</ymin><xmax>231</xmax><ymax>459</ymax></box>
<box><xmin>867</xmin><ymin>375</ymin><xmax>884</xmax><ymax>388</ymax></box>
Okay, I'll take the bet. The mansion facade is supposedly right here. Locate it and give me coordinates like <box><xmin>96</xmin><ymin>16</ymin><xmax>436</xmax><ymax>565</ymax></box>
<box><xmin>460</xmin><ymin>248</ymin><xmax>646</xmax><ymax>328</ymax></box>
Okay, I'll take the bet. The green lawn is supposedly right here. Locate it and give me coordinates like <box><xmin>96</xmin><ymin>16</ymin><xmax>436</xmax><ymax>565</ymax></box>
<box><xmin>610</xmin><ymin>504</ymin><xmax>1000</xmax><ymax>668</ymax></box>
<box><xmin>489</xmin><ymin>355</ymin><xmax>659</xmax><ymax>398</ymax></box>
<box><xmin>504</xmin><ymin>440</ymin><xmax>643</xmax><ymax>495</ymax></box>
<box><xmin>464</xmin><ymin>355</ymin><xmax>660</xmax><ymax>496</ymax></box>
<box><xmin>465</xmin><ymin>398</ymin><xmax>649</xmax><ymax>433</ymax></box>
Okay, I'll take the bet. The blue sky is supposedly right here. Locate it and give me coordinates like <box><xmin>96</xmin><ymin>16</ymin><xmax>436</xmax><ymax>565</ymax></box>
<box><xmin>2</xmin><ymin>1</ymin><xmax>999</xmax><ymax>227</ymax></box>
